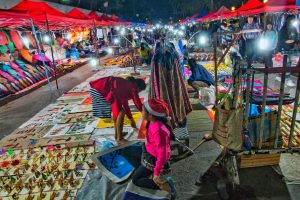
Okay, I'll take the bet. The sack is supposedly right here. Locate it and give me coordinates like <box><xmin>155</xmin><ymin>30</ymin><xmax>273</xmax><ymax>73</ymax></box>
<box><xmin>212</xmin><ymin>90</ymin><xmax>244</xmax><ymax>151</ymax></box>
<box><xmin>248</xmin><ymin>111</ymin><xmax>279</xmax><ymax>148</ymax></box>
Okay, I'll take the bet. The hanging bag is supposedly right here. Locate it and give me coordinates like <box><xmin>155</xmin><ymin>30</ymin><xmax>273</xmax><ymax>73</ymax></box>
<box><xmin>212</xmin><ymin>85</ymin><xmax>244</xmax><ymax>151</ymax></box>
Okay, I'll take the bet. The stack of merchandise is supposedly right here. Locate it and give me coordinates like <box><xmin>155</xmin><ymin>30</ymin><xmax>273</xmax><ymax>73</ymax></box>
<box><xmin>0</xmin><ymin>30</ymin><xmax>90</xmax><ymax>100</ymax></box>
<box><xmin>189</xmin><ymin>52</ymin><xmax>214</xmax><ymax>62</ymax></box>
<box><xmin>0</xmin><ymin>66</ymin><xmax>150</xmax><ymax>199</ymax></box>
<box><xmin>103</xmin><ymin>50</ymin><xmax>140</xmax><ymax>68</ymax></box>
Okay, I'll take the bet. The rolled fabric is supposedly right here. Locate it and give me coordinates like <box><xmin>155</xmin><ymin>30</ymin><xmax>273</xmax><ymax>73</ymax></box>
<box><xmin>9</xmin><ymin>30</ymin><xmax>23</xmax><ymax>50</ymax></box>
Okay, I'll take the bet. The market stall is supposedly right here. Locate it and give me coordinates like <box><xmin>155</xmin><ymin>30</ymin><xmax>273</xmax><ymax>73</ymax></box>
<box><xmin>0</xmin><ymin>64</ymin><xmax>149</xmax><ymax>199</ymax></box>
<box><xmin>0</xmin><ymin>0</ymin><xmax>132</xmax><ymax>102</ymax></box>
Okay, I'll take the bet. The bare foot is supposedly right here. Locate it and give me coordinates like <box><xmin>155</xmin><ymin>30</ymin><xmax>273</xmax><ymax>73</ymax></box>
<box><xmin>117</xmin><ymin>139</ymin><xmax>129</xmax><ymax>145</ymax></box>
<box><xmin>160</xmin><ymin>182</ymin><xmax>171</xmax><ymax>193</ymax></box>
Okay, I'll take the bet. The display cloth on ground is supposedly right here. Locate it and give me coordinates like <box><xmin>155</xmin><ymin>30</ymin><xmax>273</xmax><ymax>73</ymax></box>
<box><xmin>0</xmin><ymin>66</ymin><xmax>149</xmax><ymax>199</ymax></box>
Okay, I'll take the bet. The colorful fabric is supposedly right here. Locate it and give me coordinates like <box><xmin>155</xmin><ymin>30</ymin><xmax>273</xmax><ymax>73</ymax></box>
<box><xmin>0</xmin><ymin>31</ymin><xmax>8</xmax><ymax>45</ymax></box>
<box><xmin>9</xmin><ymin>30</ymin><xmax>23</xmax><ymax>50</ymax></box>
<box><xmin>90</xmin><ymin>76</ymin><xmax>143</xmax><ymax>120</ymax></box>
<box><xmin>149</xmin><ymin>46</ymin><xmax>192</xmax><ymax>128</ymax></box>
<box><xmin>145</xmin><ymin>121</ymin><xmax>171</xmax><ymax>176</ymax></box>
<box><xmin>90</xmin><ymin>88</ymin><xmax>112</xmax><ymax>118</ymax></box>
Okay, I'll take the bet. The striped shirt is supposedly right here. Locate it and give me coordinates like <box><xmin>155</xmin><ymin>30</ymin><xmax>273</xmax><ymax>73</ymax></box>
<box><xmin>243</xmin><ymin>23</ymin><xmax>260</xmax><ymax>40</ymax></box>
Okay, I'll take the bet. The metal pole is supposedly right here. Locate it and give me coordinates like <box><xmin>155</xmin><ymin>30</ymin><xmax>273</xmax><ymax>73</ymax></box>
<box><xmin>93</xmin><ymin>18</ymin><xmax>99</xmax><ymax>58</ymax></box>
<box><xmin>30</xmin><ymin>19</ymin><xmax>41</xmax><ymax>54</ymax></box>
<box><xmin>259</xmin><ymin>72</ymin><xmax>268</xmax><ymax>149</ymax></box>
<box><xmin>288</xmin><ymin>58</ymin><xmax>300</xmax><ymax>148</ymax></box>
<box><xmin>245</xmin><ymin>70</ymin><xmax>251</xmax><ymax>129</ymax></box>
<box><xmin>213</xmin><ymin>32</ymin><xmax>218</xmax><ymax>104</ymax></box>
<box><xmin>45</xmin><ymin>14</ymin><xmax>60</xmax><ymax>92</ymax></box>
<box><xmin>274</xmin><ymin>55</ymin><xmax>287</xmax><ymax>148</ymax></box>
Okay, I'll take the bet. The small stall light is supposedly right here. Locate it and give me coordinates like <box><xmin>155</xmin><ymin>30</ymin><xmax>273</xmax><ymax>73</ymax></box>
<box><xmin>231</xmin><ymin>6</ymin><xmax>236</xmax><ymax>11</ymax></box>
<box><xmin>263</xmin><ymin>0</ymin><xmax>268</xmax><ymax>3</ymax></box>
<box><xmin>178</xmin><ymin>30</ymin><xmax>184</xmax><ymax>36</ymax></box>
<box><xmin>116</xmin><ymin>26</ymin><xmax>121</xmax><ymax>31</ymax></box>
<box><xmin>120</xmin><ymin>28</ymin><xmax>126</xmax><ymax>35</ymax></box>
<box><xmin>180</xmin><ymin>25</ymin><xmax>185</xmax><ymax>30</ymax></box>
<box><xmin>90</xmin><ymin>58</ymin><xmax>97</xmax><ymax>67</ymax></box>
<box><xmin>43</xmin><ymin>35</ymin><xmax>51</xmax><ymax>43</ymax></box>
<box><xmin>258</xmin><ymin>38</ymin><xmax>269</xmax><ymax>50</ymax></box>
<box><xmin>66</xmin><ymin>33</ymin><xmax>72</xmax><ymax>40</ymax></box>
<box><xmin>292</xmin><ymin>19</ymin><xmax>299</xmax><ymax>28</ymax></box>
<box><xmin>155</xmin><ymin>24</ymin><xmax>160</xmax><ymax>28</ymax></box>
<box><xmin>199</xmin><ymin>36</ymin><xmax>207</xmax><ymax>45</ymax></box>
<box><xmin>113</xmin><ymin>38</ymin><xmax>120</xmax><ymax>44</ymax></box>
<box><xmin>107</xmin><ymin>47</ymin><xmax>114</xmax><ymax>54</ymax></box>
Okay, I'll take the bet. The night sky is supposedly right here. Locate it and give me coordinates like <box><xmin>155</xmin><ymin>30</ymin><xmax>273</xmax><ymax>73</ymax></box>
<box><xmin>47</xmin><ymin>0</ymin><xmax>247</xmax><ymax>22</ymax></box>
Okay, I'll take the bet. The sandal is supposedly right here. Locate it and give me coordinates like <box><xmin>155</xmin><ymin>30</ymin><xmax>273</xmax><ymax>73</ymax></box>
<box><xmin>166</xmin><ymin>177</ymin><xmax>177</xmax><ymax>197</ymax></box>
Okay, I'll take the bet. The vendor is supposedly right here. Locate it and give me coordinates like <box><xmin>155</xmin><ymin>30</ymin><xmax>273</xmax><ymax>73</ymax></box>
<box><xmin>139</xmin><ymin>43</ymin><xmax>151</xmax><ymax>65</ymax></box>
<box><xmin>132</xmin><ymin>98</ymin><xmax>176</xmax><ymax>195</ymax></box>
<box><xmin>89</xmin><ymin>76</ymin><xmax>146</xmax><ymax>144</ymax></box>
<box><xmin>187</xmin><ymin>59</ymin><xmax>215</xmax><ymax>92</ymax></box>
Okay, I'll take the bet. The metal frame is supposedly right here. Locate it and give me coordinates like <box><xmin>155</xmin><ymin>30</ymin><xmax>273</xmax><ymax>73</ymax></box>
<box><xmin>212</xmin><ymin>29</ymin><xmax>300</xmax><ymax>186</ymax></box>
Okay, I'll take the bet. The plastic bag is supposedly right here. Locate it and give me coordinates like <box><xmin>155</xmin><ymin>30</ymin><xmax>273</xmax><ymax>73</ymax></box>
<box><xmin>199</xmin><ymin>86</ymin><xmax>215</xmax><ymax>106</ymax></box>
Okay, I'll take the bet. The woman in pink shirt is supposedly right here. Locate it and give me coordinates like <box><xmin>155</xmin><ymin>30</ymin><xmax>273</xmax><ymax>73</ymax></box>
<box><xmin>132</xmin><ymin>98</ymin><xmax>176</xmax><ymax>195</ymax></box>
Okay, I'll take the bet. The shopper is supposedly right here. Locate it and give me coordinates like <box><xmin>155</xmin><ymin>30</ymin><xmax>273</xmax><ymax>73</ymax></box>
<box><xmin>187</xmin><ymin>58</ymin><xmax>215</xmax><ymax>92</ymax></box>
<box><xmin>132</xmin><ymin>98</ymin><xmax>176</xmax><ymax>195</ymax></box>
<box><xmin>242</xmin><ymin>16</ymin><xmax>260</xmax><ymax>68</ymax></box>
<box><xmin>89</xmin><ymin>76</ymin><xmax>146</xmax><ymax>144</ymax></box>
<box><xmin>262</xmin><ymin>22</ymin><xmax>278</xmax><ymax>68</ymax></box>
<box><xmin>218</xmin><ymin>21</ymin><xmax>233</xmax><ymax>48</ymax></box>
<box><xmin>139</xmin><ymin>43</ymin><xmax>151</xmax><ymax>65</ymax></box>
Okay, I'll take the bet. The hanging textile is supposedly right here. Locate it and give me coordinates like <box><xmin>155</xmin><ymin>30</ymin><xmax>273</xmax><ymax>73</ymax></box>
<box><xmin>149</xmin><ymin>42</ymin><xmax>192</xmax><ymax>128</ymax></box>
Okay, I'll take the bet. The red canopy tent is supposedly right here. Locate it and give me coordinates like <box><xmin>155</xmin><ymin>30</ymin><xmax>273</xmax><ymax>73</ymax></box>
<box><xmin>7</xmin><ymin>0</ymin><xmax>128</xmax><ymax>29</ymax></box>
<box><xmin>197</xmin><ymin>10</ymin><xmax>217</xmax><ymax>22</ymax></box>
<box><xmin>266</xmin><ymin>0</ymin><xmax>296</xmax><ymax>6</ymax></box>
<box><xmin>88</xmin><ymin>11</ymin><xmax>116</xmax><ymax>26</ymax></box>
<box><xmin>182</xmin><ymin>13</ymin><xmax>199</xmax><ymax>23</ymax></box>
<box><xmin>67</xmin><ymin>8</ymin><xmax>91</xmax><ymax>19</ymax></box>
<box><xmin>239</xmin><ymin>0</ymin><xmax>297</xmax><ymax>16</ymax></box>
<box><xmin>9</xmin><ymin>0</ymin><xmax>97</xmax><ymax>29</ymax></box>
<box><xmin>11</xmin><ymin>0</ymin><xmax>68</xmax><ymax>18</ymax></box>
<box><xmin>0</xmin><ymin>9</ymin><xmax>31</xmax><ymax>28</ymax></box>
<box><xmin>221</xmin><ymin>0</ymin><xmax>265</xmax><ymax>19</ymax></box>
<box><xmin>198</xmin><ymin>6</ymin><xmax>231</xmax><ymax>21</ymax></box>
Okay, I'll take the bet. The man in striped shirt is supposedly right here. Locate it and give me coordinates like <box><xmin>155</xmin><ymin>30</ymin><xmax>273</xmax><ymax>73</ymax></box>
<box><xmin>242</xmin><ymin>16</ymin><xmax>261</xmax><ymax>68</ymax></box>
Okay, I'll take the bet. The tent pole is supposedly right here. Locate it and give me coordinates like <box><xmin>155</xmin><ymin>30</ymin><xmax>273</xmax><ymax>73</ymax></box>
<box><xmin>93</xmin><ymin>18</ymin><xmax>99</xmax><ymax>58</ymax></box>
<box><xmin>30</xmin><ymin>19</ymin><xmax>41</xmax><ymax>54</ymax></box>
<box><xmin>45</xmin><ymin>13</ymin><xmax>60</xmax><ymax>92</ymax></box>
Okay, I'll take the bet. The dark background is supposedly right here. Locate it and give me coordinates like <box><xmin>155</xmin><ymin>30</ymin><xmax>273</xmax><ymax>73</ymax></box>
<box><xmin>45</xmin><ymin>0</ymin><xmax>253</xmax><ymax>23</ymax></box>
